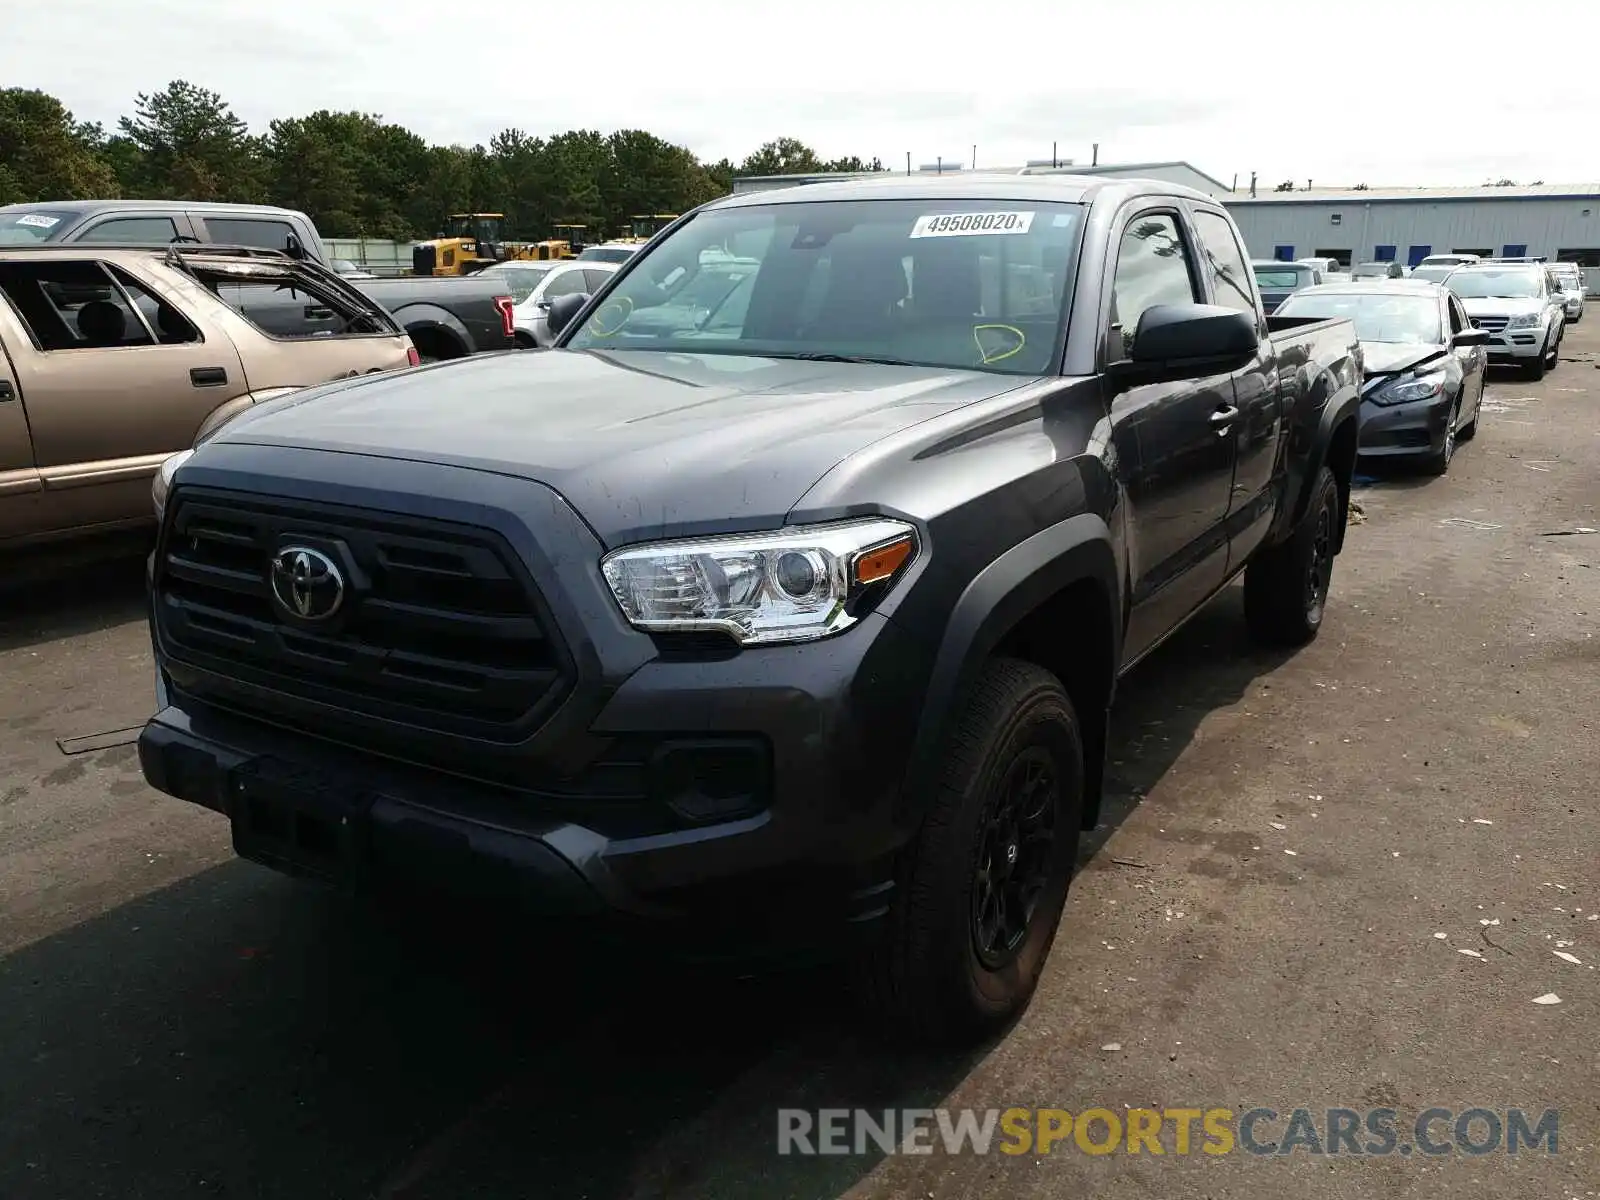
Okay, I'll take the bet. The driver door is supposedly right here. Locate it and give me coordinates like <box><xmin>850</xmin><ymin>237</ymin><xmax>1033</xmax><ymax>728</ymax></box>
<box><xmin>1104</xmin><ymin>208</ymin><xmax>1240</xmax><ymax>661</ymax></box>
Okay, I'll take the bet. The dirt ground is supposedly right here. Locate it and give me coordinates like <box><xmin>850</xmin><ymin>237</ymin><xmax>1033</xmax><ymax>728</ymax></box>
<box><xmin>2</xmin><ymin>327</ymin><xmax>1597</xmax><ymax>1199</ymax></box>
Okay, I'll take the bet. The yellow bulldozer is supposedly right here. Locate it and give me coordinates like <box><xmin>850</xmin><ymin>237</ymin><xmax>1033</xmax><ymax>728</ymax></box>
<box><xmin>411</xmin><ymin>214</ymin><xmax>590</xmax><ymax>276</ymax></box>
<box><xmin>612</xmin><ymin>213</ymin><xmax>680</xmax><ymax>245</ymax></box>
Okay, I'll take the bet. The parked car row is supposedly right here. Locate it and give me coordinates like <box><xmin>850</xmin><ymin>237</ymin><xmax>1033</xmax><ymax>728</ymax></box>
<box><xmin>1267</xmin><ymin>257</ymin><xmax>1574</xmax><ymax>478</ymax></box>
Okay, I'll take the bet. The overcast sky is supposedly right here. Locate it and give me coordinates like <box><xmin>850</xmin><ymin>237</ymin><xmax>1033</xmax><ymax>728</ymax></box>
<box><xmin>6</xmin><ymin>0</ymin><xmax>1593</xmax><ymax>188</ymax></box>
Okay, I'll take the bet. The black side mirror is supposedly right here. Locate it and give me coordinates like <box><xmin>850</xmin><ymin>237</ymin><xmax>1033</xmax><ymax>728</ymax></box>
<box><xmin>1112</xmin><ymin>303</ymin><xmax>1259</xmax><ymax>384</ymax></box>
<box><xmin>546</xmin><ymin>291</ymin><xmax>590</xmax><ymax>338</ymax></box>
<box><xmin>1451</xmin><ymin>328</ymin><xmax>1491</xmax><ymax>347</ymax></box>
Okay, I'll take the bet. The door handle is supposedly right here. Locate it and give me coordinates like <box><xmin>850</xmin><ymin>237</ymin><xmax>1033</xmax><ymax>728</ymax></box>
<box><xmin>190</xmin><ymin>366</ymin><xmax>228</xmax><ymax>388</ymax></box>
<box><xmin>0</xmin><ymin>380</ymin><xmax>14</xmax><ymax>402</ymax></box>
<box><xmin>1210</xmin><ymin>405</ymin><xmax>1240</xmax><ymax>424</ymax></box>
<box><xmin>305</xmin><ymin>306</ymin><xmax>335</xmax><ymax>320</ymax></box>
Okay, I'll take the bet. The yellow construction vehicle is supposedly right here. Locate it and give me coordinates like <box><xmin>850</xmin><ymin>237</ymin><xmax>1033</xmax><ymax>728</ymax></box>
<box><xmin>613</xmin><ymin>214</ymin><xmax>680</xmax><ymax>244</ymax></box>
<box><xmin>412</xmin><ymin>214</ymin><xmax>591</xmax><ymax>275</ymax></box>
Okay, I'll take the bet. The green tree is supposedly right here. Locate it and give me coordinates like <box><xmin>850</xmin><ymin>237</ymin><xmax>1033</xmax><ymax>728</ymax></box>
<box><xmin>739</xmin><ymin>137</ymin><xmax>824</xmax><ymax>176</ymax></box>
<box><xmin>118</xmin><ymin>80</ymin><xmax>261</xmax><ymax>200</ymax></box>
<box><xmin>0</xmin><ymin>88</ymin><xmax>117</xmax><ymax>204</ymax></box>
<box><xmin>263</xmin><ymin>111</ymin><xmax>423</xmax><ymax>239</ymax></box>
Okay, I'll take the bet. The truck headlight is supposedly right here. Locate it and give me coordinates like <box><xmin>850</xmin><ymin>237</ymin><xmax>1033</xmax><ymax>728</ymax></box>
<box><xmin>1507</xmin><ymin>312</ymin><xmax>1541</xmax><ymax>329</ymax></box>
<box><xmin>601</xmin><ymin>518</ymin><xmax>918</xmax><ymax>646</ymax></box>
<box><xmin>151</xmin><ymin>449</ymin><xmax>193</xmax><ymax>521</ymax></box>
<box><xmin>1370</xmin><ymin>371</ymin><xmax>1445</xmax><ymax>406</ymax></box>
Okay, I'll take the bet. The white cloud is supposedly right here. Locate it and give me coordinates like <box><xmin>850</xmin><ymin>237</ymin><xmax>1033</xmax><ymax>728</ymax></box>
<box><xmin>4</xmin><ymin>0</ymin><xmax>1594</xmax><ymax>186</ymax></box>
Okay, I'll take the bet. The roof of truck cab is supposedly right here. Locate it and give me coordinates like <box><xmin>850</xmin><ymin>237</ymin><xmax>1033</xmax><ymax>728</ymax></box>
<box><xmin>707</xmin><ymin>173</ymin><xmax>1218</xmax><ymax>209</ymax></box>
<box><xmin>0</xmin><ymin>199</ymin><xmax>312</xmax><ymax>217</ymax></box>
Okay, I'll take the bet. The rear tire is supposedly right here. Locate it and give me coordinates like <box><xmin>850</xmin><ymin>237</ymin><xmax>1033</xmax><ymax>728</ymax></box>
<box><xmin>858</xmin><ymin>658</ymin><xmax>1082</xmax><ymax>1044</ymax></box>
<box><xmin>1244</xmin><ymin>465</ymin><xmax>1340</xmax><ymax>647</ymax></box>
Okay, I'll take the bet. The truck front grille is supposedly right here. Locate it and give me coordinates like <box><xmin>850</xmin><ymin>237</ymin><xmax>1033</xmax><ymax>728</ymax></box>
<box><xmin>154</xmin><ymin>490</ymin><xmax>570</xmax><ymax>742</ymax></box>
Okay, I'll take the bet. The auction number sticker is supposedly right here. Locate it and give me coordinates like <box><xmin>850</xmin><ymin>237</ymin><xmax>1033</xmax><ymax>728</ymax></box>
<box><xmin>15</xmin><ymin>214</ymin><xmax>60</xmax><ymax>229</ymax></box>
<box><xmin>910</xmin><ymin>211</ymin><xmax>1034</xmax><ymax>238</ymax></box>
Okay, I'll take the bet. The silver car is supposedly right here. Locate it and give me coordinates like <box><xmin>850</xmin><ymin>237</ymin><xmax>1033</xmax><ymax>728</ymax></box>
<box><xmin>1550</xmin><ymin>262</ymin><xmax>1586</xmax><ymax>324</ymax></box>
<box><xmin>493</xmin><ymin>261</ymin><xmax>621</xmax><ymax>347</ymax></box>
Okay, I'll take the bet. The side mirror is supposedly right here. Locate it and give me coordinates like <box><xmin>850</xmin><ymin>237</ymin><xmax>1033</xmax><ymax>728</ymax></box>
<box><xmin>546</xmin><ymin>291</ymin><xmax>589</xmax><ymax>338</ymax></box>
<box><xmin>1451</xmin><ymin>328</ymin><xmax>1491</xmax><ymax>347</ymax></box>
<box><xmin>1112</xmin><ymin>303</ymin><xmax>1259</xmax><ymax>383</ymax></box>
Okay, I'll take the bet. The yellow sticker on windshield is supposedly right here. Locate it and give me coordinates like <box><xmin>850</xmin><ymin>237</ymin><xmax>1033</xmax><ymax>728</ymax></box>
<box><xmin>911</xmin><ymin>212</ymin><xmax>1035</xmax><ymax>238</ymax></box>
<box><xmin>588</xmin><ymin>296</ymin><xmax>634</xmax><ymax>338</ymax></box>
<box><xmin>973</xmin><ymin>324</ymin><xmax>1026</xmax><ymax>364</ymax></box>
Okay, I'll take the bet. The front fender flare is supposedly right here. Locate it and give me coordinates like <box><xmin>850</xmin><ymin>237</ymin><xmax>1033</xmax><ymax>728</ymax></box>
<box><xmin>900</xmin><ymin>512</ymin><xmax>1121</xmax><ymax>821</ymax></box>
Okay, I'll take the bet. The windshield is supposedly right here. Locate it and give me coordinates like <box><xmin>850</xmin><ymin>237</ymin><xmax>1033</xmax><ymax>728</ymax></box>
<box><xmin>564</xmin><ymin>199</ymin><xmax>1084</xmax><ymax>374</ymax></box>
<box><xmin>1254</xmin><ymin>266</ymin><xmax>1309</xmax><ymax>289</ymax></box>
<box><xmin>1352</xmin><ymin>263</ymin><xmax>1393</xmax><ymax>278</ymax></box>
<box><xmin>1446</xmin><ymin>268</ymin><xmax>1543</xmax><ymax>299</ymax></box>
<box><xmin>1276</xmin><ymin>291</ymin><xmax>1442</xmax><ymax>344</ymax></box>
<box><xmin>577</xmin><ymin>246</ymin><xmax>635</xmax><ymax>263</ymax></box>
<box><xmin>1552</xmin><ymin>268</ymin><xmax>1582</xmax><ymax>286</ymax></box>
<box><xmin>1410</xmin><ymin>266</ymin><xmax>1453</xmax><ymax>283</ymax></box>
<box><xmin>495</xmin><ymin>265</ymin><xmax>553</xmax><ymax>303</ymax></box>
<box><xmin>0</xmin><ymin>210</ymin><xmax>73</xmax><ymax>244</ymax></box>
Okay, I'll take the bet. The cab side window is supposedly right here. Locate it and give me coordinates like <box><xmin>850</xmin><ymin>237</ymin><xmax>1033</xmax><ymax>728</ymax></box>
<box><xmin>78</xmin><ymin>216</ymin><xmax>182</xmax><ymax>244</ymax></box>
<box><xmin>1108</xmin><ymin>212</ymin><xmax>1199</xmax><ymax>361</ymax></box>
<box><xmin>204</xmin><ymin>217</ymin><xmax>300</xmax><ymax>254</ymax></box>
<box><xmin>1190</xmin><ymin>209</ymin><xmax>1256</xmax><ymax>314</ymax></box>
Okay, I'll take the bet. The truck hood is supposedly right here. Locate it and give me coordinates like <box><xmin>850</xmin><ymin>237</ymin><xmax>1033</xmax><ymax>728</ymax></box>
<box><xmin>1459</xmin><ymin>296</ymin><xmax>1542</xmax><ymax>317</ymax></box>
<box><xmin>1359</xmin><ymin>341</ymin><xmax>1447</xmax><ymax>376</ymax></box>
<box><xmin>208</xmin><ymin>348</ymin><xmax>1028</xmax><ymax>546</ymax></box>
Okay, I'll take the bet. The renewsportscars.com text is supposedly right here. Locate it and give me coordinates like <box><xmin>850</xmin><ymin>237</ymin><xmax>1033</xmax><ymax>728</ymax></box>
<box><xmin>777</xmin><ymin>1106</ymin><xmax>1559</xmax><ymax>1158</ymax></box>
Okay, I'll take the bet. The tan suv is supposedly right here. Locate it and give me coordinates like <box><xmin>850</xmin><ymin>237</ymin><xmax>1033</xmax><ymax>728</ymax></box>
<box><xmin>0</xmin><ymin>244</ymin><xmax>417</xmax><ymax>548</ymax></box>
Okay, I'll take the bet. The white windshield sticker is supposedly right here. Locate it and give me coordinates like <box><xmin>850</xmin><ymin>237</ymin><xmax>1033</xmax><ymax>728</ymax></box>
<box><xmin>15</xmin><ymin>213</ymin><xmax>60</xmax><ymax>229</ymax></box>
<box><xmin>910</xmin><ymin>211</ymin><xmax>1035</xmax><ymax>239</ymax></box>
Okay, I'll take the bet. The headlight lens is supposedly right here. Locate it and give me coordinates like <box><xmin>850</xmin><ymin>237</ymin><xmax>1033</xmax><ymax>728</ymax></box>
<box><xmin>151</xmin><ymin>448</ymin><xmax>193</xmax><ymax>520</ymax></box>
<box><xmin>1507</xmin><ymin>312</ymin><xmax>1541</xmax><ymax>329</ymax></box>
<box><xmin>1371</xmin><ymin>372</ymin><xmax>1445</xmax><ymax>406</ymax></box>
<box><xmin>601</xmin><ymin>518</ymin><xmax>918</xmax><ymax>646</ymax></box>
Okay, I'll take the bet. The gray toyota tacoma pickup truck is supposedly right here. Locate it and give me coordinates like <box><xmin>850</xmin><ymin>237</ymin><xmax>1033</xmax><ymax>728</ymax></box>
<box><xmin>138</xmin><ymin>176</ymin><xmax>1361</xmax><ymax>1041</ymax></box>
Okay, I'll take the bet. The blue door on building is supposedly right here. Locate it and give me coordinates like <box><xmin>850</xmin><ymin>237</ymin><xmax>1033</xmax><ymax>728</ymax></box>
<box><xmin>1407</xmin><ymin>245</ymin><xmax>1432</xmax><ymax>267</ymax></box>
<box><xmin>1374</xmin><ymin>245</ymin><xmax>1397</xmax><ymax>262</ymax></box>
<box><xmin>1503</xmin><ymin>243</ymin><xmax>1528</xmax><ymax>257</ymax></box>
<box><xmin>1273</xmin><ymin>245</ymin><xmax>1295</xmax><ymax>261</ymax></box>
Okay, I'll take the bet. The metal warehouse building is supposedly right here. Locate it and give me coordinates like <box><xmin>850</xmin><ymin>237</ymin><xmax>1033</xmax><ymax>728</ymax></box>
<box><xmin>1223</xmin><ymin>184</ymin><xmax>1600</xmax><ymax>289</ymax></box>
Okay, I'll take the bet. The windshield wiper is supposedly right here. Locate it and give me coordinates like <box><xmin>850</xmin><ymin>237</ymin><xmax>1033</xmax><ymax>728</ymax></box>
<box><xmin>763</xmin><ymin>351</ymin><xmax>920</xmax><ymax>366</ymax></box>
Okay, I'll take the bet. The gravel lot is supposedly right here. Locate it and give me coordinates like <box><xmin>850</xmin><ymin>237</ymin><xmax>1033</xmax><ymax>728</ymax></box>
<box><xmin>2</xmin><ymin>328</ymin><xmax>1597</xmax><ymax>1199</ymax></box>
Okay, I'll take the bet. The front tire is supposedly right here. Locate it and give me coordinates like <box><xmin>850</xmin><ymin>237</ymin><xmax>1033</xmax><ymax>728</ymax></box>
<box><xmin>1244</xmin><ymin>465</ymin><xmax>1340</xmax><ymax>647</ymax></box>
<box><xmin>1423</xmin><ymin>396</ymin><xmax>1460</xmax><ymax>475</ymax></box>
<box><xmin>859</xmin><ymin>658</ymin><xmax>1082</xmax><ymax>1044</ymax></box>
<box><xmin>1525</xmin><ymin>338</ymin><xmax>1549</xmax><ymax>380</ymax></box>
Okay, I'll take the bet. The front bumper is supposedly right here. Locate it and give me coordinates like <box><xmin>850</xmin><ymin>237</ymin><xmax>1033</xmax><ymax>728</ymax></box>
<box><xmin>1565</xmin><ymin>298</ymin><xmax>1584</xmax><ymax>321</ymax></box>
<box><xmin>139</xmin><ymin>452</ymin><xmax>935</xmax><ymax>953</ymax></box>
<box><xmin>1357</xmin><ymin>387</ymin><xmax>1455</xmax><ymax>459</ymax></box>
<box><xmin>1474</xmin><ymin>321</ymin><xmax>1550</xmax><ymax>361</ymax></box>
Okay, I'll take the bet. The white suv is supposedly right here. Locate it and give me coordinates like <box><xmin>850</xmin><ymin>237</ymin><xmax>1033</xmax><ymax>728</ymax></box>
<box><xmin>1550</xmin><ymin>262</ymin><xmax>1586</xmax><ymax>324</ymax></box>
<box><xmin>1445</xmin><ymin>263</ymin><xmax>1567</xmax><ymax>379</ymax></box>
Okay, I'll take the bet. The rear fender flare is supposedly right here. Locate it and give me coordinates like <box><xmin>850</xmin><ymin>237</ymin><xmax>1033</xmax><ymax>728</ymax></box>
<box><xmin>389</xmin><ymin>304</ymin><xmax>473</xmax><ymax>356</ymax></box>
<box><xmin>900</xmin><ymin>513</ymin><xmax>1121</xmax><ymax>823</ymax></box>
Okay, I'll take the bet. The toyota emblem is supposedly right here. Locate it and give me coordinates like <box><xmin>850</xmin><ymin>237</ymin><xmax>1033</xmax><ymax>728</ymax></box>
<box><xmin>270</xmin><ymin>546</ymin><xmax>345</xmax><ymax>621</ymax></box>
